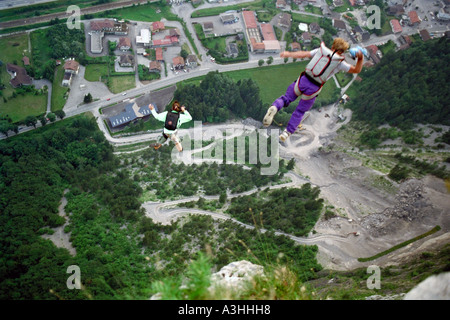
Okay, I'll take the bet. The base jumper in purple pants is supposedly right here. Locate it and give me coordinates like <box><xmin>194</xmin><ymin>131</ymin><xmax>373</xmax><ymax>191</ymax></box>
<box><xmin>265</xmin><ymin>38</ymin><xmax>364</xmax><ymax>143</ymax></box>
<box><xmin>272</xmin><ymin>74</ymin><xmax>320</xmax><ymax>134</ymax></box>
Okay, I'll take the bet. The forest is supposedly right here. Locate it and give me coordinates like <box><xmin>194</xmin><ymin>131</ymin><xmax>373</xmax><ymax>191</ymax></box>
<box><xmin>173</xmin><ymin>71</ymin><xmax>266</xmax><ymax>123</ymax></box>
<box><xmin>30</xmin><ymin>24</ymin><xmax>86</xmax><ymax>81</ymax></box>
<box><xmin>0</xmin><ymin>114</ymin><xmax>322</xmax><ymax>299</ymax></box>
<box><xmin>122</xmin><ymin>139</ymin><xmax>289</xmax><ymax>201</ymax></box>
<box><xmin>347</xmin><ymin>38</ymin><xmax>450</xmax><ymax>129</ymax></box>
<box><xmin>227</xmin><ymin>185</ymin><xmax>324</xmax><ymax>237</ymax></box>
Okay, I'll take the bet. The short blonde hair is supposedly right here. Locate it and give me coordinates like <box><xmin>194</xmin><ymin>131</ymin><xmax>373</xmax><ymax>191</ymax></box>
<box><xmin>332</xmin><ymin>38</ymin><xmax>350</xmax><ymax>53</ymax></box>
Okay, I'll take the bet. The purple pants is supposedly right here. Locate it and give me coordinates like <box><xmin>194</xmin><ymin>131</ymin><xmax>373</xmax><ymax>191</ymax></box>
<box><xmin>272</xmin><ymin>75</ymin><xmax>320</xmax><ymax>134</ymax></box>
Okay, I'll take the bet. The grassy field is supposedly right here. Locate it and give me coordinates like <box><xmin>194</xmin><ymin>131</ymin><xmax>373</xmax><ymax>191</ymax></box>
<box><xmin>182</xmin><ymin>61</ymin><xmax>339</xmax><ymax>107</ymax></box>
<box><xmin>291</xmin><ymin>12</ymin><xmax>321</xmax><ymax>24</ymax></box>
<box><xmin>108</xmin><ymin>75</ymin><xmax>136</xmax><ymax>94</ymax></box>
<box><xmin>84</xmin><ymin>63</ymin><xmax>109</xmax><ymax>82</ymax></box>
<box><xmin>51</xmin><ymin>65</ymin><xmax>69</xmax><ymax>112</ymax></box>
<box><xmin>202</xmin><ymin>36</ymin><xmax>227</xmax><ymax>53</ymax></box>
<box><xmin>30</xmin><ymin>29</ymin><xmax>52</xmax><ymax>69</ymax></box>
<box><xmin>0</xmin><ymin>33</ymin><xmax>30</xmax><ymax>66</ymax></box>
<box><xmin>0</xmin><ymin>92</ymin><xmax>47</xmax><ymax>123</ymax></box>
<box><xmin>304</xmin><ymin>4</ymin><xmax>323</xmax><ymax>15</ymax></box>
<box><xmin>0</xmin><ymin>33</ymin><xmax>47</xmax><ymax>122</ymax></box>
<box><xmin>97</xmin><ymin>2</ymin><xmax>177</xmax><ymax>22</ymax></box>
<box><xmin>182</xmin><ymin>62</ymin><xmax>339</xmax><ymax>111</ymax></box>
<box><xmin>0</xmin><ymin>33</ymin><xmax>30</xmax><ymax>102</ymax></box>
<box><xmin>226</xmin><ymin>61</ymin><xmax>338</xmax><ymax>106</ymax></box>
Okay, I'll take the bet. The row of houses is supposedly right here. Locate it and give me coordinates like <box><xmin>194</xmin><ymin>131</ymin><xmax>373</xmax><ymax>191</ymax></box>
<box><xmin>172</xmin><ymin>55</ymin><xmax>198</xmax><ymax>70</ymax></box>
<box><xmin>242</xmin><ymin>11</ymin><xmax>281</xmax><ymax>53</ymax></box>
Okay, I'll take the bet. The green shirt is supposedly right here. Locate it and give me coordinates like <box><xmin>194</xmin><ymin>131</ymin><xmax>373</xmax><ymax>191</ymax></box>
<box><xmin>150</xmin><ymin>108</ymin><xmax>193</xmax><ymax>134</ymax></box>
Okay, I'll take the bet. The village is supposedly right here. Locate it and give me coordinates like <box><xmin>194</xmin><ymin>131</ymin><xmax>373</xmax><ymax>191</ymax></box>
<box><xmin>0</xmin><ymin>0</ymin><xmax>449</xmax><ymax>137</ymax></box>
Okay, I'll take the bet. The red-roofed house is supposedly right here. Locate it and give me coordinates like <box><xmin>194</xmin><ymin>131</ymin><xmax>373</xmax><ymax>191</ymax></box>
<box><xmin>366</xmin><ymin>45</ymin><xmax>382</xmax><ymax>64</ymax></box>
<box><xmin>172</xmin><ymin>56</ymin><xmax>185</xmax><ymax>70</ymax></box>
<box><xmin>250</xmin><ymin>38</ymin><xmax>265</xmax><ymax>53</ymax></box>
<box><xmin>242</xmin><ymin>11</ymin><xmax>258</xmax><ymax>29</ymax></box>
<box><xmin>117</xmin><ymin>37</ymin><xmax>131</xmax><ymax>51</ymax></box>
<box><xmin>64</xmin><ymin>59</ymin><xmax>80</xmax><ymax>74</ymax></box>
<box><xmin>149</xmin><ymin>61</ymin><xmax>162</xmax><ymax>73</ymax></box>
<box><xmin>6</xmin><ymin>63</ymin><xmax>32</xmax><ymax>88</ymax></box>
<box><xmin>151</xmin><ymin>21</ymin><xmax>165</xmax><ymax>32</ymax></box>
<box><xmin>260</xmin><ymin>23</ymin><xmax>277</xmax><ymax>41</ymax></box>
<box><xmin>390</xmin><ymin>19</ymin><xmax>403</xmax><ymax>33</ymax></box>
<box><xmin>366</xmin><ymin>45</ymin><xmax>378</xmax><ymax>56</ymax></box>
<box><xmin>90</xmin><ymin>19</ymin><xmax>115</xmax><ymax>32</ymax></box>
<box><xmin>155</xmin><ymin>47</ymin><xmax>163</xmax><ymax>62</ymax></box>
<box><xmin>408</xmin><ymin>11</ymin><xmax>421</xmax><ymax>26</ymax></box>
<box><xmin>290</xmin><ymin>42</ymin><xmax>301</xmax><ymax>51</ymax></box>
<box><xmin>276</xmin><ymin>0</ymin><xmax>286</xmax><ymax>9</ymax></box>
<box><xmin>152</xmin><ymin>39</ymin><xmax>172</xmax><ymax>47</ymax></box>
<box><xmin>165</xmin><ymin>35</ymin><xmax>180</xmax><ymax>44</ymax></box>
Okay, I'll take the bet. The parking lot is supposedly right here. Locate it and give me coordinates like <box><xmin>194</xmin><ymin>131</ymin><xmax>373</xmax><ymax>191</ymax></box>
<box><xmin>191</xmin><ymin>13</ymin><xmax>245</xmax><ymax>38</ymax></box>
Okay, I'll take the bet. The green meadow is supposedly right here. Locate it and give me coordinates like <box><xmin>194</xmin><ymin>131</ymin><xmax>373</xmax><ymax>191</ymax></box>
<box><xmin>183</xmin><ymin>61</ymin><xmax>339</xmax><ymax>107</ymax></box>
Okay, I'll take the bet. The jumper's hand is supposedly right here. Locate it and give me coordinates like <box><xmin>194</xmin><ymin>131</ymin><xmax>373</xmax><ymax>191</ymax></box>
<box><xmin>356</xmin><ymin>50</ymin><xmax>363</xmax><ymax>59</ymax></box>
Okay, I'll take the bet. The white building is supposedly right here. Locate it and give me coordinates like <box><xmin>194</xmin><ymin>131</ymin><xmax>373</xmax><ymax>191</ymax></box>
<box><xmin>136</xmin><ymin>29</ymin><xmax>151</xmax><ymax>47</ymax></box>
<box><xmin>298</xmin><ymin>23</ymin><xmax>308</xmax><ymax>33</ymax></box>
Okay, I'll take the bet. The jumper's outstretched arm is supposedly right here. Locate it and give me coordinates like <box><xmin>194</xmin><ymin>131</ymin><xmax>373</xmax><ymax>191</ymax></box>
<box><xmin>280</xmin><ymin>50</ymin><xmax>313</xmax><ymax>59</ymax></box>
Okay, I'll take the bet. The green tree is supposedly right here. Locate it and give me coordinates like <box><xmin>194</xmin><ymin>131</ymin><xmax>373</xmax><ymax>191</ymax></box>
<box><xmin>0</xmin><ymin>120</ymin><xmax>13</xmax><ymax>137</ymax></box>
<box><xmin>55</xmin><ymin>110</ymin><xmax>66</xmax><ymax>120</ymax></box>
<box><xmin>84</xmin><ymin>93</ymin><xmax>93</xmax><ymax>103</ymax></box>
<box><xmin>47</xmin><ymin>113</ymin><xmax>56</xmax><ymax>123</ymax></box>
<box><xmin>25</xmin><ymin>115</ymin><xmax>38</xmax><ymax>128</ymax></box>
<box><xmin>180</xmin><ymin>49</ymin><xmax>189</xmax><ymax>60</ymax></box>
<box><xmin>258</xmin><ymin>59</ymin><xmax>264</xmax><ymax>67</ymax></box>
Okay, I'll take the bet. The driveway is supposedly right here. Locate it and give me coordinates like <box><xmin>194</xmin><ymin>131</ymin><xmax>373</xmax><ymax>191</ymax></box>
<box><xmin>33</xmin><ymin>79</ymin><xmax>52</xmax><ymax>114</ymax></box>
<box><xmin>63</xmin><ymin>65</ymin><xmax>111</xmax><ymax>112</ymax></box>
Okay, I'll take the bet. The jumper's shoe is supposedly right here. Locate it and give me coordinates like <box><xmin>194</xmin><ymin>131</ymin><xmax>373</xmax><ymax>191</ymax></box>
<box><xmin>263</xmin><ymin>106</ymin><xmax>278</xmax><ymax>127</ymax></box>
<box><xmin>279</xmin><ymin>129</ymin><xmax>291</xmax><ymax>142</ymax></box>
<box><xmin>150</xmin><ymin>143</ymin><xmax>162</xmax><ymax>150</ymax></box>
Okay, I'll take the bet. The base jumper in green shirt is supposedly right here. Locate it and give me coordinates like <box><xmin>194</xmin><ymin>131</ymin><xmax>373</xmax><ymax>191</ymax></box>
<box><xmin>149</xmin><ymin>100</ymin><xmax>193</xmax><ymax>152</ymax></box>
